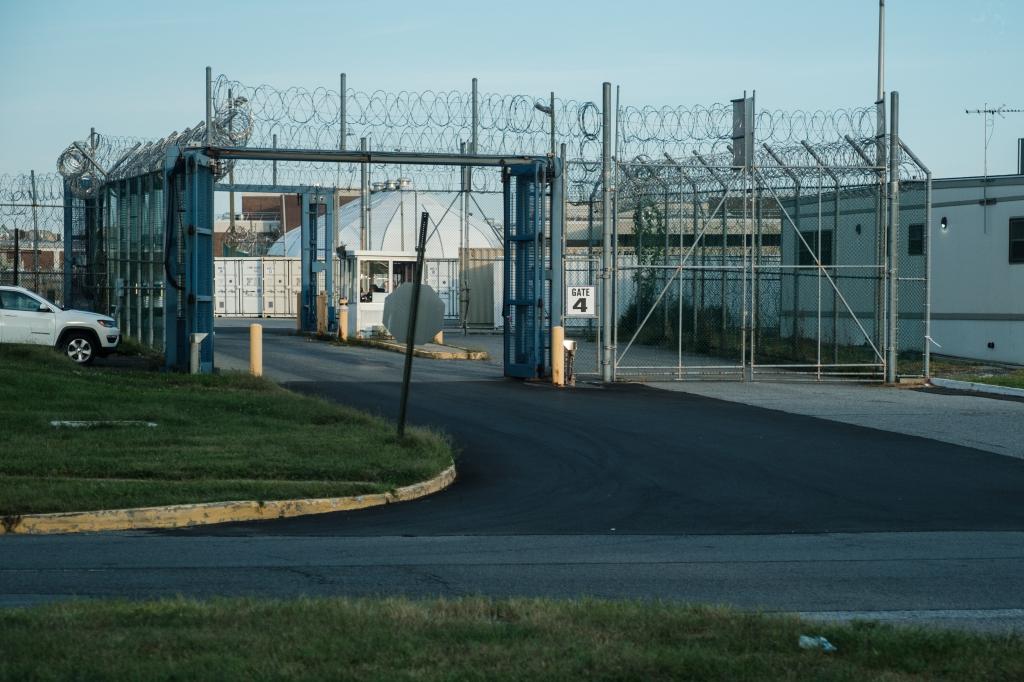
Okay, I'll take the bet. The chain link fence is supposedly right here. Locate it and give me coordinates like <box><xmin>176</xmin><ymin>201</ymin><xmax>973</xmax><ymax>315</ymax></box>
<box><xmin>0</xmin><ymin>172</ymin><xmax>68</xmax><ymax>304</ymax></box>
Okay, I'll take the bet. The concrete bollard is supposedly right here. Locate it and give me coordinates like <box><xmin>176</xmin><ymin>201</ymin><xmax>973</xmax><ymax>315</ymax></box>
<box><xmin>189</xmin><ymin>332</ymin><xmax>209</xmax><ymax>375</ymax></box>
<box><xmin>295</xmin><ymin>292</ymin><xmax>302</xmax><ymax>332</ymax></box>
<box><xmin>552</xmin><ymin>325</ymin><xmax>565</xmax><ymax>386</ymax></box>
<box><xmin>249</xmin><ymin>323</ymin><xmax>263</xmax><ymax>377</ymax></box>
<box><xmin>338</xmin><ymin>298</ymin><xmax>349</xmax><ymax>341</ymax></box>
<box><xmin>433</xmin><ymin>330</ymin><xmax>444</xmax><ymax>345</ymax></box>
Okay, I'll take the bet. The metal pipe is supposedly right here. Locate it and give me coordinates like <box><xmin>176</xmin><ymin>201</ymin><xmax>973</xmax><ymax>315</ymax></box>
<box><xmin>471</xmin><ymin>77</ymin><xmax>479</xmax><ymax>155</ymax></box>
<box><xmin>897</xmin><ymin>140</ymin><xmax>934</xmax><ymax>377</ymax></box>
<box><xmin>397</xmin><ymin>211</ymin><xmax>429</xmax><ymax>439</ymax></box>
<box><xmin>460</xmin><ymin>141</ymin><xmax>470</xmax><ymax>331</ymax></box>
<box><xmin>549</xmin><ymin>91</ymin><xmax>556</xmax><ymax>157</ymax></box>
<box><xmin>339</xmin><ymin>73</ymin><xmax>346</xmax><ymax>151</ymax></box>
<box><xmin>30</xmin><ymin>170</ymin><xmax>39</xmax><ymax>291</ymax></box>
<box><xmin>601</xmin><ymin>82</ymin><xmax>613</xmax><ymax>382</ymax></box>
<box><xmin>272</xmin><ymin>134</ymin><xmax>277</xmax><ymax>185</ymax></box>
<box><xmin>877</xmin><ymin>1</ymin><xmax>885</xmax><ymax>104</ymax></box>
<box><xmin>228</xmin><ymin>89</ymin><xmax>236</xmax><ymax>235</ymax></box>
<box><xmin>360</xmin><ymin>138</ymin><xmax>369</xmax><ymax>250</ymax></box>
<box><xmin>886</xmin><ymin>91</ymin><xmax>900</xmax><ymax>383</ymax></box>
<box><xmin>205</xmin><ymin>66</ymin><xmax>212</xmax><ymax>148</ymax></box>
<box><xmin>205</xmin><ymin>146</ymin><xmax>549</xmax><ymax>168</ymax></box>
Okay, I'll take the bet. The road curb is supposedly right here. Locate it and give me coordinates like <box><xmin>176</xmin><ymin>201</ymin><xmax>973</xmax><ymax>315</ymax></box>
<box><xmin>345</xmin><ymin>337</ymin><xmax>488</xmax><ymax>360</ymax></box>
<box><xmin>0</xmin><ymin>465</ymin><xmax>456</xmax><ymax>535</ymax></box>
<box><xmin>929</xmin><ymin>377</ymin><xmax>1024</xmax><ymax>399</ymax></box>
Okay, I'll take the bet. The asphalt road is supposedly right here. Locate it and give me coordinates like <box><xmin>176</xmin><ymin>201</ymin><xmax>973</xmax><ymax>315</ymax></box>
<box><xmin>5</xmin><ymin>320</ymin><xmax>1024</xmax><ymax>632</ymax></box>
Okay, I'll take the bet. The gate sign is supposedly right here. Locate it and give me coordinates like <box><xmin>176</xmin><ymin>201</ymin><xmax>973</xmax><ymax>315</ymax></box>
<box><xmin>566</xmin><ymin>286</ymin><xmax>596</xmax><ymax>318</ymax></box>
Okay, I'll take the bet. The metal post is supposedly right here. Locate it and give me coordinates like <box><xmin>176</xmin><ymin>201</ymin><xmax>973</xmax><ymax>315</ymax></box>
<box><xmin>398</xmin><ymin>211</ymin><xmax>429</xmax><ymax>438</ymax></box>
<box><xmin>272</xmin><ymin>134</ymin><xmax>277</xmax><ymax>186</ymax></box>
<box><xmin>30</xmin><ymin>170</ymin><xmax>39</xmax><ymax>291</ymax></box>
<box><xmin>13</xmin><ymin>215</ymin><xmax>19</xmax><ymax>286</ymax></box>
<box><xmin>551</xmin><ymin>153</ymin><xmax>565</xmax><ymax>363</ymax></box>
<box><xmin>460</xmin><ymin>141</ymin><xmax>470</xmax><ymax>331</ymax></box>
<box><xmin>601</xmin><ymin>82</ymin><xmax>613</xmax><ymax>382</ymax></box>
<box><xmin>62</xmin><ymin>179</ymin><xmax>72</xmax><ymax>305</ymax></box>
<box><xmin>877</xmin><ymin>1</ymin><xmax>885</xmax><ymax>104</ymax></box>
<box><xmin>360</xmin><ymin>137</ymin><xmax>369</xmax><ymax>250</ymax></box>
<box><xmin>549</xmin><ymin>91</ymin><xmax>556</xmax><ymax>157</ymax></box>
<box><xmin>339</xmin><ymin>73</ymin><xmax>347</xmax><ymax>151</ymax></box>
<box><xmin>228</xmin><ymin>89</ymin><xmax>236</xmax><ymax>237</ymax></box>
<box><xmin>900</xmin><ymin>140</ymin><xmax>934</xmax><ymax>378</ymax></box>
<box><xmin>471</xmin><ymin>78</ymin><xmax>479</xmax><ymax>155</ymax></box>
<box><xmin>886</xmin><ymin>91</ymin><xmax>900</xmax><ymax>383</ymax></box>
<box><xmin>205</xmin><ymin>66</ymin><xmax>213</xmax><ymax>148</ymax></box>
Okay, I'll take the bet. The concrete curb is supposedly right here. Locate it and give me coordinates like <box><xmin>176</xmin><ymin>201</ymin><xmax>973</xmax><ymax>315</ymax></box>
<box><xmin>930</xmin><ymin>377</ymin><xmax>1024</xmax><ymax>399</ymax></box>
<box><xmin>1</xmin><ymin>465</ymin><xmax>456</xmax><ymax>535</ymax></box>
<box><xmin>347</xmin><ymin>337</ymin><xmax>489</xmax><ymax>361</ymax></box>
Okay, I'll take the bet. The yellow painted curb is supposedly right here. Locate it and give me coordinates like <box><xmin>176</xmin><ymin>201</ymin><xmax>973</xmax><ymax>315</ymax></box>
<box><xmin>1</xmin><ymin>465</ymin><xmax>456</xmax><ymax>535</ymax></box>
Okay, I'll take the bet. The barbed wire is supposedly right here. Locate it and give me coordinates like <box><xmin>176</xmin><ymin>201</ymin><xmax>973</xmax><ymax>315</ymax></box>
<box><xmin>56</xmin><ymin>99</ymin><xmax>254</xmax><ymax>198</ymax></box>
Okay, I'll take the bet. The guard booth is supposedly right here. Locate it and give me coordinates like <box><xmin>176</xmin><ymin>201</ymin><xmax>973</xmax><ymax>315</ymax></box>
<box><xmin>339</xmin><ymin>249</ymin><xmax>418</xmax><ymax>338</ymax></box>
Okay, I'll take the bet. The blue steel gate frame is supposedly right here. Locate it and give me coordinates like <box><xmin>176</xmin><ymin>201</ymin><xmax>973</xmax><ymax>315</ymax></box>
<box><xmin>163</xmin><ymin>146</ymin><xmax>563</xmax><ymax>379</ymax></box>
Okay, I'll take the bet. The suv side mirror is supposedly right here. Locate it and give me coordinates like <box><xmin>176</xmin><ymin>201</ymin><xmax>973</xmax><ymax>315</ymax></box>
<box><xmin>38</xmin><ymin>304</ymin><xmax>53</xmax><ymax>313</ymax></box>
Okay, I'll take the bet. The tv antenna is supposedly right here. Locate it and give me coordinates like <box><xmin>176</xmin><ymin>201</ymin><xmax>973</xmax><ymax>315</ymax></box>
<box><xmin>965</xmin><ymin>104</ymin><xmax>1023</xmax><ymax>179</ymax></box>
<box><xmin>965</xmin><ymin>105</ymin><xmax>1022</xmax><ymax>233</ymax></box>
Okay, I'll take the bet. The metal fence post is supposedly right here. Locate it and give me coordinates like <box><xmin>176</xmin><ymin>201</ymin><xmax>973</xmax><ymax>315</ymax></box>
<box><xmin>30</xmin><ymin>170</ymin><xmax>39</xmax><ymax>291</ymax></box>
<box><xmin>205</xmin><ymin>66</ymin><xmax>212</xmax><ymax>148</ymax></box>
<box><xmin>886</xmin><ymin>91</ymin><xmax>900</xmax><ymax>383</ymax></box>
<box><xmin>360</xmin><ymin>137</ymin><xmax>369</xmax><ymax>250</ymax></box>
<box><xmin>601</xmin><ymin>82</ymin><xmax>613</xmax><ymax>382</ymax></box>
<box><xmin>340</xmin><ymin>73</ymin><xmax>347</xmax><ymax>151</ymax></box>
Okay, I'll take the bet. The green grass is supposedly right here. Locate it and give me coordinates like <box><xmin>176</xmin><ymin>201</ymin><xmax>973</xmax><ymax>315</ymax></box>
<box><xmin>1</xmin><ymin>597</ymin><xmax>1022</xmax><ymax>681</ymax></box>
<box><xmin>960</xmin><ymin>370</ymin><xmax>1024</xmax><ymax>390</ymax></box>
<box><xmin>0</xmin><ymin>345</ymin><xmax>453</xmax><ymax>515</ymax></box>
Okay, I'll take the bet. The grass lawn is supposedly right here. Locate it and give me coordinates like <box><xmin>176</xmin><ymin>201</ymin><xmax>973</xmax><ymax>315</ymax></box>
<box><xmin>1</xmin><ymin>597</ymin><xmax>1022</xmax><ymax>681</ymax></box>
<box><xmin>0</xmin><ymin>345</ymin><xmax>452</xmax><ymax>515</ymax></box>
<box><xmin>959</xmin><ymin>370</ymin><xmax>1024</xmax><ymax>390</ymax></box>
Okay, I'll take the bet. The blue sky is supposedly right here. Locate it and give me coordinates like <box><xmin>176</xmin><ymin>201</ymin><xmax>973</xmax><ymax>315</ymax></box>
<box><xmin>1</xmin><ymin>0</ymin><xmax>1021</xmax><ymax>178</ymax></box>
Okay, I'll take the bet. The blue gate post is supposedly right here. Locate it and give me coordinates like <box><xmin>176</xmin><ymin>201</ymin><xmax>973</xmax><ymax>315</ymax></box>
<box><xmin>324</xmin><ymin>192</ymin><xmax>336</xmax><ymax>330</ymax></box>
<box><xmin>299</xmin><ymin>190</ymin><xmax>336</xmax><ymax>333</ymax></box>
<box><xmin>185</xmin><ymin>152</ymin><xmax>215</xmax><ymax>373</ymax></box>
<box><xmin>300</xmin><ymin>192</ymin><xmax>313</xmax><ymax>332</ymax></box>
<box><xmin>503</xmin><ymin>162</ymin><xmax>548</xmax><ymax>378</ymax></box>
<box><xmin>162</xmin><ymin>150</ymin><xmax>182</xmax><ymax>370</ymax></box>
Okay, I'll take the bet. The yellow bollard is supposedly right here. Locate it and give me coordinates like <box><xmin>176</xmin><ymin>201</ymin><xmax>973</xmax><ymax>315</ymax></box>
<box><xmin>338</xmin><ymin>298</ymin><xmax>349</xmax><ymax>341</ymax></box>
<box><xmin>433</xmin><ymin>330</ymin><xmax>444</xmax><ymax>345</ymax></box>
<box><xmin>249</xmin><ymin>323</ymin><xmax>263</xmax><ymax>377</ymax></box>
<box><xmin>552</xmin><ymin>325</ymin><xmax>565</xmax><ymax>386</ymax></box>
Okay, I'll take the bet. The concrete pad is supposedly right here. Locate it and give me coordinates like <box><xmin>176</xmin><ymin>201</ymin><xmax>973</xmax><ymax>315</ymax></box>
<box><xmin>648</xmin><ymin>380</ymin><xmax>1024</xmax><ymax>460</ymax></box>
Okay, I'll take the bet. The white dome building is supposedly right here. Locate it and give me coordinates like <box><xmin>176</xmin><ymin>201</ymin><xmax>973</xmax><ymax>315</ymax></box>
<box><xmin>267</xmin><ymin>187</ymin><xmax>504</xmax><ymax>258</ymax></box>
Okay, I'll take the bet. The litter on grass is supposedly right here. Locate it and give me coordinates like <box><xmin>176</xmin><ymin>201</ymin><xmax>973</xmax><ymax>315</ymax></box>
<box><xmin>798</xmin><ymin>635</ymin><xmax>838</xmax><ymax>653</ymax></box>
<box><xmin>50</xmin><ymin>420</ymin><xmax>158</xmax><ymax>428</ymax></box>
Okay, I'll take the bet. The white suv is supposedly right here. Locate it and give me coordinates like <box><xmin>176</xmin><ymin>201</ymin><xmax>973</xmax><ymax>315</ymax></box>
<box><xmin>0</xmin><ymin>286</ymin><xmax>120</xmax><ymax>364</ymax></box>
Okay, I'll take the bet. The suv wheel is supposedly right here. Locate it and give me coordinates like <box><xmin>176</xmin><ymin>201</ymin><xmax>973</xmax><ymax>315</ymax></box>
<box><xmin>64</xmin><ymin>333</ymin><xmax>95</xmax><ymax>365</ymax></box>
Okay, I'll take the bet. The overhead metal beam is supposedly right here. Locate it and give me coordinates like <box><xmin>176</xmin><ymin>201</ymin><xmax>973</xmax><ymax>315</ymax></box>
<box><xmin>203</xmin><ymin>146</ymin><xmax>553</xmax><ymax>170</ymax></box>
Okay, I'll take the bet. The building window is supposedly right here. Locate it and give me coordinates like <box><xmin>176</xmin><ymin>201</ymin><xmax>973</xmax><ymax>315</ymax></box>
<box><xmin>798</xmin><ymin>230</ymin><xmax>832</xmax><ymax>266</ymax></box>
<box><xmin>908</xmin><ymin>224</ymin><xmax>924</xmax><ymax>256</ymax></box>
<box><xmin>1011</xmin><ymin>218</ymin><xmax>1024</xmax><ymax>264</ymax></box>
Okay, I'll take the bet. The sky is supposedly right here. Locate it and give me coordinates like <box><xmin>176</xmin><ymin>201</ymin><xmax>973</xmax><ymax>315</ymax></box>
<box><xmin>0</xmin><ymin>0</ymin><xmax>1021</xmax><ymax>179</ymax></box>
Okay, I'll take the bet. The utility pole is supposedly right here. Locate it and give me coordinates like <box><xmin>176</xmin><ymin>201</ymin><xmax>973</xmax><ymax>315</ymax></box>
<box><xmin>965</xmin><ymin>105</ymin><xmax>1022</xmax><ymax>232</ymax></box>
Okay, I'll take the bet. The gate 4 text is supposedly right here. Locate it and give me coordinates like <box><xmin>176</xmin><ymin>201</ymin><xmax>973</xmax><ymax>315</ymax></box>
<box><xmin>566</xmin><ymin>286</ymin><xmax>597</xmax><ymax>318</ymax></box>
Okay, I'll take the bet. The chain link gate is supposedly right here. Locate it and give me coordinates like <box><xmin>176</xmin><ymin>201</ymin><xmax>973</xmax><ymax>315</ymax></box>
<box><xmin>569</xmin><ymin>108</ymin><xmax>929</xmax><ymax>383</ymax></box>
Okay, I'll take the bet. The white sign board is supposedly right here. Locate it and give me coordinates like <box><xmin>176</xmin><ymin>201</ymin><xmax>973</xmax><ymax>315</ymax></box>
<box><xmin>566</xmin><ymin>285</ymin><xmax>596</xmax><ymax>318</ymax></box>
